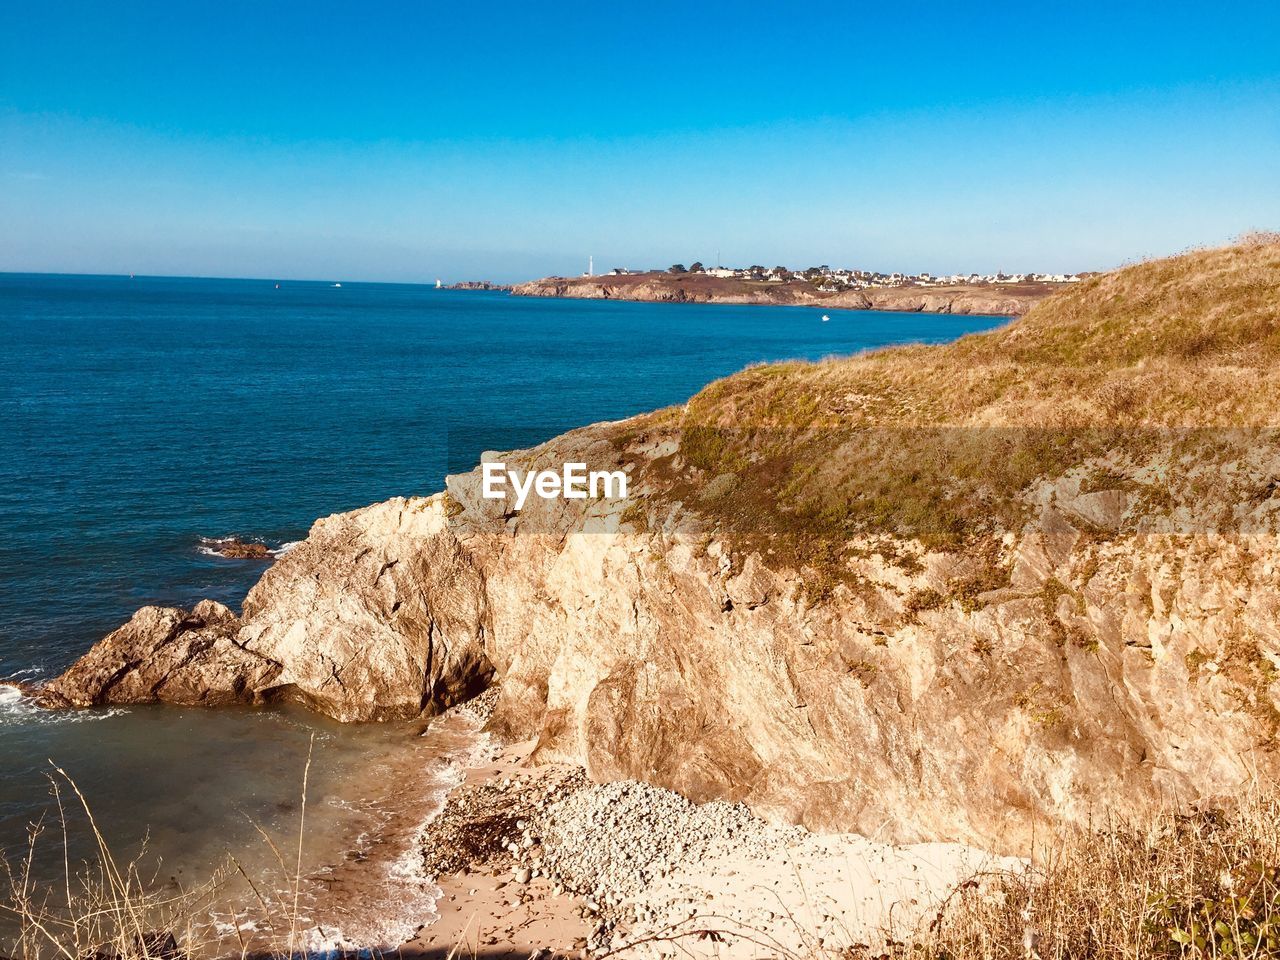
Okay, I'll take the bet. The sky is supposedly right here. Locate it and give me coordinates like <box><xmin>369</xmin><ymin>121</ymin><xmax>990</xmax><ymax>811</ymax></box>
<box><xmin>2</xmin><ymin>0</ymin><xmax>1278</xmax><ymax>283</ymax></box>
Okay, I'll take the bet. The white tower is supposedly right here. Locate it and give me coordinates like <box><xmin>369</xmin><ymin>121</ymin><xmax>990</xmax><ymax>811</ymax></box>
<box><xmin>588</xmin><ymin>255</ymin><xmax>594</xmax><ymax>277</ymax></box>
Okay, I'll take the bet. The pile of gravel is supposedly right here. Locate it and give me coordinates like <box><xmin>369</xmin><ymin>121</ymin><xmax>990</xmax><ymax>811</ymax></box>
<box><xmin>420</xmin><ymin>762</ymin><xmax>806</xmax><ymax>952</ymax></box>
<box><xmin>444</xmin><ymin>685</ymin><xmax>501</xmax><ymax>725</ymax></box>
<box><xmin>420</xmin><ymin>764</ymin><xmax>588</xmax><ymax>879</ymax></box>
<box><xmin>530</xmin><ymin>779</ymin><xmax>804</xmax><ymax>903</ymax></box>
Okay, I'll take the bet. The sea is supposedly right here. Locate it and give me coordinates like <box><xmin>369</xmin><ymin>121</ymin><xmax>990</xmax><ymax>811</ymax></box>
<box><xmin>0</xmin><ymin>273</ymin><xmax>1008</xmax><ymax>949</ymax></box>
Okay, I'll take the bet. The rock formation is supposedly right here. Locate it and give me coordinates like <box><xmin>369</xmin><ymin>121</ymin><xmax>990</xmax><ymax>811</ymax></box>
<box><xmin>40</xmin><ymin>240</ymin><xmax>1280</xmax><ymax>852</ymax></box>
<box><xmin>203</xmin><ymin>536</ymin><xmax>274</xmax><ymax>559</ymax></box>
<box><xmin>234</xmin><ymin>496</ymin><xmax>492</xmax><ymax>721</ymax></box>
<box><xmin>36</xmin><ymin>600</ymin><xmax>280</xmax><ymax>708</ymax></box>
<box><xmin>448</xmin><ymin>281</ymin><xmax>513</xmax><ymax>291</ymax></box>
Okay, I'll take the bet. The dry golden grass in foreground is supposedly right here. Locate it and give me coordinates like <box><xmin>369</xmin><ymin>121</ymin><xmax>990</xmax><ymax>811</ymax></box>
<box><xmin>0</xmin><ymin>769</ymin><xmax>223</xmax><ymax>960</ymax></box>
<box><xmin>1</xmin><ymin>751</ymin><xmax>318</xmax><ymax>960</ymax></box>
<box><xmin>920</xmin><ymin>788</ymin><xmax>1280</xmax><ymax>960</ymax></box>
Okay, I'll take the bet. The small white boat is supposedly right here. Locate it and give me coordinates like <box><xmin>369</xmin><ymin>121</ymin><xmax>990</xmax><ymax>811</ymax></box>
<box><xmin>331</xmin><ymin>283</ymin><xmax>342</xmax><ymax>288</ymax></box>
<box><xmin>822</xmin><ymin>314</ymin><xmax>830</xmax><ymax>322</ymax></box>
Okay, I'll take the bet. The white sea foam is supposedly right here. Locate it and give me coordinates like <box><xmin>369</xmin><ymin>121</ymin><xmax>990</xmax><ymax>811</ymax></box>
<box><xmin>196</xmin><ymin>536</ymin><xmax>236</xmax><ymax>557</ymax></box>
<box><xmin>293</xmin><ymin>723</ymin><xmax>491</xmax><ymax>955</ymax></box>
<box><xmin>196</xmin><ymin>535</ymin><xmax>295</xmax><ymax>558</ymax></box>
<box><xmin>4</xmin><ymin>666</ymin><xmax>45</xmax><ymax>680</ymax></box>
<box><xmin>0</xmin><ymin>679</ymin><xmax>126</xmax><ymax>726</ymax></box>
<box><xmin>0</xmin><ymin>685</ymin><xmax>25</xmax><ymax>709</ymax></box>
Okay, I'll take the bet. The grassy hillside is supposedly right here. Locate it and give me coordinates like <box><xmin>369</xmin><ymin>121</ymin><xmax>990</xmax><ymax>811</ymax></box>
<box><xmin>624</xmin><ymin>236</ymin><xmax>1280</xmax><ymax>582</ymax></box>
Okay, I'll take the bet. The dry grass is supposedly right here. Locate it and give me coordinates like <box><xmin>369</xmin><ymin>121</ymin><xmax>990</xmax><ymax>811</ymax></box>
<box><xmin>616</xmin><ymin>237</ymin><xmax>1280</xmax><ymax>580</ymax></box>
<box><xmin>1</xmin><ymin>767</ymin><xmax>224</xmax><ymax>960</ymax></box>
<box><xmin>920</xmin><ymin>788</ymin><xmax>1280</xmax><ymax>960</ymax></box>
<box><xmin>1</xmin><ymin>743</ymin><xmax>318</xmax><ymax>960</ymax></box>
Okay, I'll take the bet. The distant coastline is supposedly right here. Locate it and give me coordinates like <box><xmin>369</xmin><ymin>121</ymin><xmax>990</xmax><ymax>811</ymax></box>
<box><xmin>511</xmin><ymin>270</ymin><xmax>1072</xmax><ymax>315</ymax></box>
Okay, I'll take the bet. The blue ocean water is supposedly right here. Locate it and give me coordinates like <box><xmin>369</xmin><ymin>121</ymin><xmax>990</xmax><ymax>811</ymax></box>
<box><xmin>0</xmin><ymin>273</ymin><xmax>1007</xmax><ymax>936</ymax></box>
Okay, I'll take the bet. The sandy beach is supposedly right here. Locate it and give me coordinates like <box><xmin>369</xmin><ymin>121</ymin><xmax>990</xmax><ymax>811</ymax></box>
<box><xmin>395</xmin><ymin>701</ymin><xmax>1021</xmax><ymax>960</ymax></box>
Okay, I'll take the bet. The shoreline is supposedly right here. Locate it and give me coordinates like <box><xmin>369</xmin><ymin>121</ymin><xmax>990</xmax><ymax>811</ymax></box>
<box><xmin>281</xmin><ymin>696</ymin><xmax>505</xmax><ymax>955</ymax></box>
<box><xmin>393</xmin><ymin>701</ymin><xmax>1021</xmax><ymax>960</ymax></box>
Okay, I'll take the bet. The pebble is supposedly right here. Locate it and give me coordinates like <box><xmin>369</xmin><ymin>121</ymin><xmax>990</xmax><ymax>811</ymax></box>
<box><xmin>419</xmin><ymin>758</ymin><xmax>807</xmax><ymax>956</ymax></box>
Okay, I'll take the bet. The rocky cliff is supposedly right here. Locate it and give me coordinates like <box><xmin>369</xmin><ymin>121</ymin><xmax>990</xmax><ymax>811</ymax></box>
<box><xmin>511</xmin><ymin>272</ymin><xmax>1053</xmax><ymax>316</ymax></box>
<box><xmin>36</xmin><ymin>239</ymin><xmax>1280</xmax><ymax>853</ymax></box>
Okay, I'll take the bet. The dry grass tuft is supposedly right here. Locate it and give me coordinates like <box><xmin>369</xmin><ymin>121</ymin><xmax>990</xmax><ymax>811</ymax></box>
<box><xmin>921</xmin><ymin>789</ymin><xmax>1280</xmax><ymax>960</ymax></box>
<box><xmin>1</xmin><ymin>768</ymin><xmax>225</xmax><ymax>960</ymax></box>
<box><xmin>3</xmin><ymin>742</ymin><xmax>320</xmax><ymax>960</ymax></box>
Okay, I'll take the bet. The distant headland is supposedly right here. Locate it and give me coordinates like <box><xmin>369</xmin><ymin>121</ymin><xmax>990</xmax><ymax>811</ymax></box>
<box><xmin>510</xmin><ymin>263</ymin><xmax>1091</xmax><ymax>315</ymax></box>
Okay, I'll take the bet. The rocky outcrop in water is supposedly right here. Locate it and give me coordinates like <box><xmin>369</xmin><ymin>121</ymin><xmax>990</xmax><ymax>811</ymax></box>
<box><xmin>202</xmin><ymin>536</ymin><xmax>274</xmax><ymax>559</ymax></box>
<box><xmin>40</xmin><ymin>504</ymin><xmax>494</xmax><ymax>721</ymax></box>
<box><xmin>37</xmin><ymin>600</ymin><xmax>280</xmax><ymax>708</ymax></box>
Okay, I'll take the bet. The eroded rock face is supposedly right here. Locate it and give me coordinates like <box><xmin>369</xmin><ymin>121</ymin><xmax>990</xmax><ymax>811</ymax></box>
<box><xmin>42</xmin><ymin>425</ymin><xmax>1280</xmax><ymax>851</ymax></box>
<box><xmin>236</xmin><ymin>496</ymin><xmax>493</xmax><ymax>721</ymax></box>
<box><xmin>448</xmin><ymin>453</ymin><xmax>1280</xmax><ymax>852</ymax></box>
<box><xmin>38</xmin><ymin>600</ymin><xmax>280</xmax><ymax>708</ymax></box>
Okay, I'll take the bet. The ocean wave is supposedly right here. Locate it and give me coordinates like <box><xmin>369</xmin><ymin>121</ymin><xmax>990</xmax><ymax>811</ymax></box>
<box><xmin>0</xmin><ymin>682</ymin><xmax>127</xmax><ymax>726</ymax></box>
<box><xmin>2</xmin><ymin>665</ymin><xmax>46</xmax><ymax>681</ymax></box>
<box><xmin>293</xmin><ymin>723</ymin><xmax>490</xmax><ymax>955</ymax></box>
<box><xmin>272</xmin><ymin>541</ymin><xmax>302</xmax><ymax>557</ymax></box>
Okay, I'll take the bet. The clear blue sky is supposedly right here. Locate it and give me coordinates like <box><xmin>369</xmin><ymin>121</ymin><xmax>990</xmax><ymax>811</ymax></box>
<box><xmin>2</xmin><ymin>0</ymin><xmax>1278</xmax><ymax>283</ymax></box>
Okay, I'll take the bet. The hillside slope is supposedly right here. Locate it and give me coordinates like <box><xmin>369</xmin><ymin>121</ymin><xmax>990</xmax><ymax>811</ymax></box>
<box><xmin>36</xmin><ymin>238</ymin><xmax>1280</xmax><ymax>852</ymax></box>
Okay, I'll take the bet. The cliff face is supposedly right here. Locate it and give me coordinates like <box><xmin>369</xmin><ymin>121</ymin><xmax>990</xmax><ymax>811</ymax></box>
<box><xmin>38</xmin><ymin>429</ymin><xmax>1280</xmax><ymax>852</ymax></box>
<box><xmin>38</xmin><ymin>240</ymin><xmax>1280</xmax><ymax>853</ymax></box>
<box><xmin>511</xmin><ymin>273</ymin><xmax>1052</xmax><ymax>316</ymax></box>
<box><xmin>828</xmin><ymin>286</ymin><xmax>1043</xmax><ymax>315</ymax></box>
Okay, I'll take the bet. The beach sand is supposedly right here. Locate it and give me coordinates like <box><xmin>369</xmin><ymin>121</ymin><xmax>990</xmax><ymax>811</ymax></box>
<box><xmin>400</xmin><ymin>739</ymin><xmax>593</xmax><ymax>959</ymax></box>
<box><xmin>395</xmin><ymin>733</ymin><xmax>1021</xmax><ymax>960</ymax></box>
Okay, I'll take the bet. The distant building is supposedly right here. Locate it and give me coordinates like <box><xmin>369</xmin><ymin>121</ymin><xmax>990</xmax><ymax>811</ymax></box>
<box><xmin>681</xmin><ymin>260</ymin><xmax>1081</xmax><ymax>287</ymax></box>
